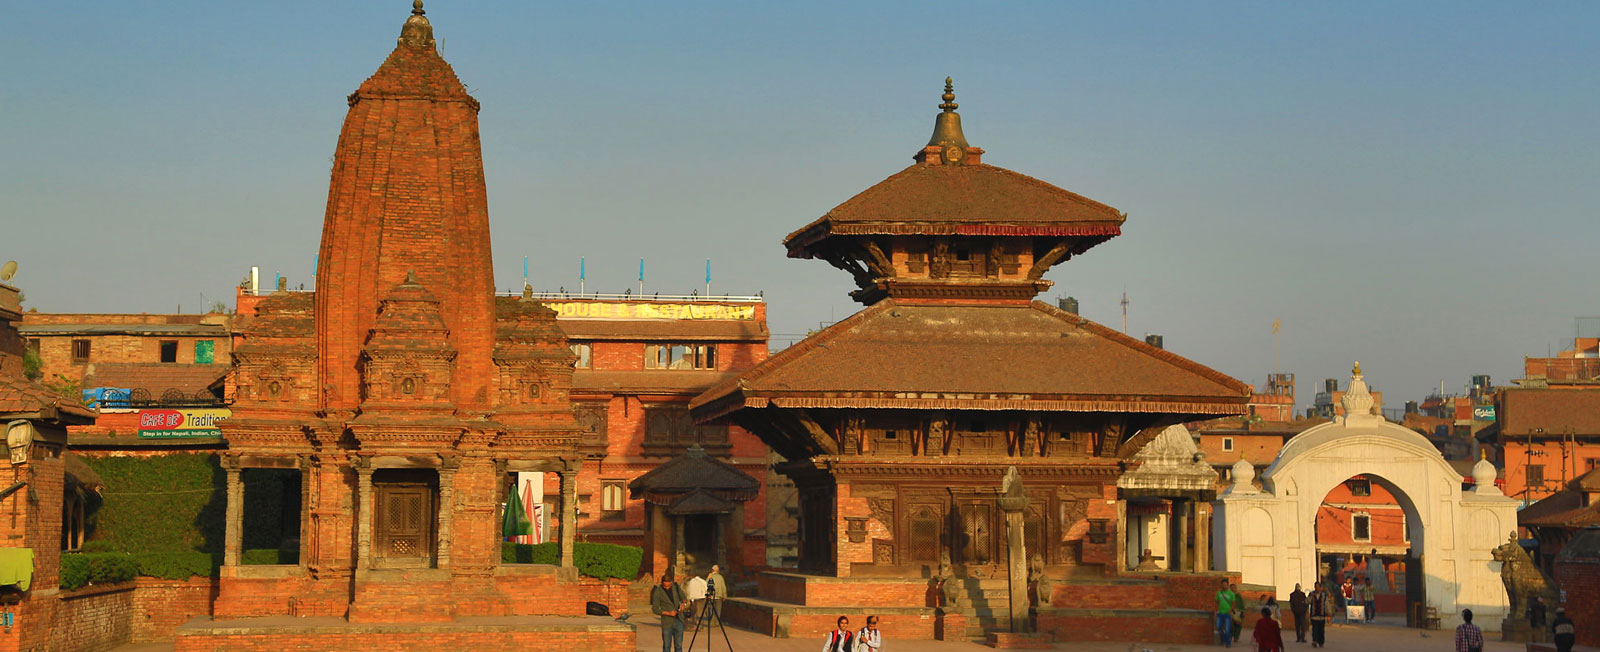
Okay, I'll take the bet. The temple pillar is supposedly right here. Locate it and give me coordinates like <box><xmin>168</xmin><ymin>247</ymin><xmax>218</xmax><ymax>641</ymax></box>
<box><xmin>1195</xmin><ymin>502</ymin><xmax>1210</xmax><ymax>572</ymax></box>
<box><xmin>674</xmin><ymin>514</ymin><xmax>687</xmax><ymax>571</ymax></box>
<box><xmin>559</xmin><ymin>467</ymin><xmax>577</xmax><ymax>568</ymax></box>
<box><xmin>437</xmin><ymin>458</ymin><xmax>458</xmax><ymax>569</ymax></box>
<box><xmin>998</xmin><ymin>468</ymin><xmax>1030</xmax><ymax>633</ymax></box>
<box><xmin>222</xmin><ymin>457</ymin><xmax>243</xmax><ymax>567</ymax></box>
<box><xmin>1114</xmin><ymin>499</ymin><xmax>1128</xmax><ymax>572</ymax></box>
<box><xmin>1174</xmin><ymin>499</ymin><xmax>1191</xmax><ymax>572</ymax></box>
<box><xmin>355</xmin><ymin>459</ymin><xmax>373</xmax><ymax>570</ymax></box>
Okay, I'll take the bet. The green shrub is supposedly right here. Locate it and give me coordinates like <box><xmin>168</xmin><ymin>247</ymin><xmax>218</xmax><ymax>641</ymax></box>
<box><xmin>500</xmin><ymin>542</ymin><xmax>642</xmax><ymax>580</ymax></box>
<box><xmin>574</xmin><ymin>542</ymin><xmax>643</xmax><ymax>580</ymax></box>
<box><xmin>60</xmin><ymin>553</ymin><xmax>138</xmax><ymax>590</ymax></box>
<box><xmin>80</xmin><ymin>453</ymin><xmax>224</xmax><ymax>553</ymax></box>
<box><xmin>501</xmin><ymin>541</ymin><xmax>559</xmax><ymax>565</ymax></box>
<box><xmin>128</xmin><ymin>551</ymin><xmax>216</xmax><ymax>580</ymax></box>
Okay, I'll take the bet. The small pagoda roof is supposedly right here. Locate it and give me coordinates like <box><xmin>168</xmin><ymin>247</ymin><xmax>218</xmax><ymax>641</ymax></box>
<box><xmin>691</xmin><ymin>299</ymin><xmax>1250</xmax><ymax>421</ymax></box>
<box><xmin>665</xmin><ymin>490</ymin><xmax>739</xmax><ymax>515</ymax></box>
<box><xmin>784</xmin><ymin>162</ymin><xmax>1125</xmax><ymax>255</ymax></box>
<box><xmin>629</xmin><ymin>445</ymin><xmax>760</xmax><ymax>495</ymax></box>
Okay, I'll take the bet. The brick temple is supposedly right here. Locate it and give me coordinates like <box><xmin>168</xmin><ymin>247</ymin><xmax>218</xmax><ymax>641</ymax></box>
<box><xmin>177</xmin><ymin>4</ymin><xmax>630</xmax><ymax>650</ymax></box>
<box><xmin>693</xmin><ymin>81</ymin><xmax>1252</xmax><ymax>643</ymax></box>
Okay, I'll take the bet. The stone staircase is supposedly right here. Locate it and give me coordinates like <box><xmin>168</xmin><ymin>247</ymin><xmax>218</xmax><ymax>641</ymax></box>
<box><xmin>960</xmin><ymin>578</ymin><xmax>1015</xmax><ymax>639</ymax></box>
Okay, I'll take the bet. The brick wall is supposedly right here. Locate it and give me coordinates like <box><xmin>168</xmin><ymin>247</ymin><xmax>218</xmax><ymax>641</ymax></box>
<box><xmin>757</xmin><ymin>573</ymin><xmax>932</xmax><ymax>608</ymax></box>
<box><xmin>1037</xmin><ymin>610</ymin><xmax>1212</xmax><ymax>643</ymax></box>
<box><xmin>50</xmin><ymin>582</ymin><xmax>135</xmax><ymax>652</ymax></box>
<box><xmin>1555</xmin><ymin>557</ymin><xmax>1599</xmax><ymax>648</ymax></box>
<box><xmin>131</xmin><ymin>577</ymin><xmax>216</xmax><ymax>642</ymax></box>
<box><xmin>173</xmin><ymin>630</ymin><xmax>635</xmax><ymax>652</ymax></box>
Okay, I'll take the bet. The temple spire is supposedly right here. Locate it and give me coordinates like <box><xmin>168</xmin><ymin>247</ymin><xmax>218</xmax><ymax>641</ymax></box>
<box><xmin>926</xmin><ymin>77</ymin><xmax>970</xmax><ymax>150</ymax></box>
<box><xmin>399</xmin><ymin>0</ymin><xmax>435</xmax><ymax>47</ymax></box>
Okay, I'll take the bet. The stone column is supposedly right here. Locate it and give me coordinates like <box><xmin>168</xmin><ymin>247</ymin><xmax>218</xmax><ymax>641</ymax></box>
<box><xmin>222</xmin><ymin>457</ymin><xmax>243</xmax><ymax>567</ymax></box>
<box><xmin>673</xmin><ymin>514</ymin><xmax>687</xmax><ymax>571</ymax></box>
<box><xmin>559</xmin><ymin>467</ymin><xmax>577</xmax><ymax>568</ymax></box>
<box><xmin>1174</xmin><ymin>499</ymin><xmax>1191</xmax><ymax>572</ymax></box>
<box><xmin>1195</xmin><ymin>502</ymin><xmax>1210</xmax><ymax>573</ymax></box>
<box><xmin>714</xmin><ymin>513</ymin><xmax>727</xmax><ymax>568</ymax></box>
<box><xmin>437</xmin><ymin>458</ymin><xmax>458</xmax><ymax>570</ymax></box>
<box><xmin>997</xmin><ymin>467</ymin><xmax>1031</xmax><ymax>633</ymax></box>
<box><xmin>355</xmin><ymin>458</ymin><xmax>374</xmax><ymax>570</ymax></box>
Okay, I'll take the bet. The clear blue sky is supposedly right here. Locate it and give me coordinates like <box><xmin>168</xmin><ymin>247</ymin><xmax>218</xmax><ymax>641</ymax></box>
<box><xmin>5</xmin><ymin>2</ymin><xmax>1597</xmax><ymax>409</ymax></box>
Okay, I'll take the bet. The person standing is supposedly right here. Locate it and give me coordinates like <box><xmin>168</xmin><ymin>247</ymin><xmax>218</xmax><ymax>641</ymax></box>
<box><xmin>1215</xmin><ymin>579</ymin><xmax>1239</xmax><ymax>647</ymax></box>
<box><xmin>1361</xmin><ymin>578</ymin><xmax>1376</xmax><ymax>623</ymax></box>
<box><xmin>704</xmin><ymin>564</ymin><xmax>728</xmax><ymax>623</ymax></box>
<box><xmin>651</xmin><ymin>573</ymin><xmax>689</xmax><ymax>652</ymax></box>
<box><xmin>1339</xmin><ymin>577</ymin><xmax>1355</xmax><ymax>623</ymax></box>
<box><xmin>1528</xmin><ymin>595</ymin><xmax>1547</xmax><ymax>642</ymax></box>
<box><xmin>1289</xmin><ymin>583</ymin><xmax>1309</xmax><ymax>643</ymax></box>
<box><xmin>856</xmin><ymin>614</ymin><xmax>882</xmax><ymax>652</ymax></box>
<box><xmin>1552</xmin><ymin>606</ymin><xmax>1575</xmax><ymax>652</ymax></box>
<box><xmin>1307</xmin><ymin>584</ymin><xmax>1332</xmax><ymax>648</ymax></box>
<box><xmin>822</xmin><ymin>616</ymin><xmax>855</xmax><ymax>652</ymax></box>
<box><xmin>1252</xmin><ymin>606</ymin><xmax>1285</xmax><ymax>652</ymax></box>
<box><xmin>1455</xmin><ymin>609</ymin><xmax>1485</xmax><ymax>652</ymax></box>
<box><xmin>1230</xmin><ymin>583</ymin><xmax>1244</xmax><ymax>644</ymax></box>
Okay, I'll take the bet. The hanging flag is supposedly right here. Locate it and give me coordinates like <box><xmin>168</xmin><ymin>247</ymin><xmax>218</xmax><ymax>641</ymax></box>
<box><xmin>523</xmin><ymin>256</ymin><xmax>529</xmax><ymax>280</ymax></box>
<box><xmin>705</xmin><ymin>259</ymin><xmax>711</xmax><ymax>285</ymax></box>
<box><xmin>579</xmin><ymin>256</ymin><xmax>586</xmax><ymax>280</ymax></box>
<box><xmin>638</xmin><ymin>258</ymin><xmax>645</xmax><ymax>282</ymax></box>
<box><xmin>503</xmin><ymin>482</ymin><xmax>532</xmax><ymax>539</ymax></box>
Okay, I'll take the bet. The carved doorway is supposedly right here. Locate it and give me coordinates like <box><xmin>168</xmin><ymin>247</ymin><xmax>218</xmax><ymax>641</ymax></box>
<box><xmin>951</xmin><ymin>496</ymin><xmax>997</xmax><ymax>575</ymax></box>
<box><xmin>373</xmin><ymin>469</ymin><xmax>438</xmax><ymax>569</ymax></box>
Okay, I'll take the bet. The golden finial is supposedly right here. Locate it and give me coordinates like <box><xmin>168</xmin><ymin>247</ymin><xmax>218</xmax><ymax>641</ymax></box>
<box><xmin>399</xmin><ymin>0</ymin><xmax>434</xmax><ymax>47</ymax></box>
<box><xmin>412</xmin><ymin>0</ymin><xmax>426</xmax><ymax>16</ymax></box>
<box><xmin>925</xmin><ymin>76</ymin><xmax>970</xmax><ymax>152</ymax></box>
<box><xmin>1480</xmin><ymin>448</ymin><xmax>1488</xmax><ymax>461</ymax></box>
<box><xmin>1352</xmin><ymin>361</ymin><xmax>1362</xmax><ymax>376</ymax></box>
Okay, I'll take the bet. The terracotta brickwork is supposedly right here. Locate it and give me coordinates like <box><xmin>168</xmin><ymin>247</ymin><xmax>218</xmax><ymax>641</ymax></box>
<box><xmin>129</xmin><ymin>577</ymin><xmax>216</xmax><ymax>642</ymax></box>
<box><xmin>173</xmin><ymin>628</ymin><xmax>634</xmax><ymax>652</ymax></box>
<box><xmin>1555</xmin><ymin>556</ymin><xmax>1600</xmax><ymax>648</ymax></box>
<box><xmin>50</xmin><ymin>583</ymin><xmax>135</xmax><ymax>652</ymax></box>
<box><xmin>20</xmin><ymin>312</ymin><xmax>232</xmax><ymax>385</ymax></box>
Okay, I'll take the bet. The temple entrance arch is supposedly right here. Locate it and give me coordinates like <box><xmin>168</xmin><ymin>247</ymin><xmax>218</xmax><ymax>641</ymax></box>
<box><xmin>1313</xmin><ymin>472</ymin><xmax>1424</xmax><ymax>620</ymax></box>
<box><xmin>1214</xmin><ymin>366</ymin><xmax>1518</xmax><ymax>628</ymax></box>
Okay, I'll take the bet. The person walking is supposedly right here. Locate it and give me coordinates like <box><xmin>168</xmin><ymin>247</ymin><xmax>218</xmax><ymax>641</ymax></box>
<box><xmin>1289</xmin><ymin>583</ymin><xmax>1309</xmax><ymax>643</ymax></box>
<box><xmin>856</xmin><ymin>614</ymin><xmax>882</xmax><ymax>652</ymax></box>
<box><xmin>1455</xmin><ymin>609</ymin><xmax>1485</xmax><ymax>652</ymax></box>
<box><xmin>1360</xmin><ymin>578</ymin><xmax>1376</xmax><ymax>623</ymax></box>
<box><xmin>1265</xmin><ymin>596</ymin><xmax>1283</xmax><ymax>623</ymax></box>
<box><xmin>651</xmin><ymin>573</ymin><xmax>689</xmax><ymax>652</ymax></box>
<box><xmin>1230</xmin><ymin>583</ymin><xmax>1245</xmax><ymax>645</ymax></box>
<box><xmin>1215</xmin><ymin>579</ymin><xmax>1239</xmax><ymax>647</ymax></box>
<box><xmin>1307</xmin><ymin>584</ymin><xmax>1332</xmax><ymax>648</ymax></box>
<box><xmin>822</xmin><ymin>616</ymin><xmax>855</xmax><ymax>652</ymax></box>
<box><xmin>1552</xmin><ymin>607</ymin><xmax>1575</xmax><ymax>652</ymax></box>
<box><xmin>1252</xmin><ymin>606</ymin><xmax>1285</xmax><ymax>652</ymax></box>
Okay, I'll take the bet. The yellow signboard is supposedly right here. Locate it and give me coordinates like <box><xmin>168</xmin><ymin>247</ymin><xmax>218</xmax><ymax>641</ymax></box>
<box><xmin>543</xmin><ymin>302</ymin><xmax>756</xmax><ymax>321</ymax></box>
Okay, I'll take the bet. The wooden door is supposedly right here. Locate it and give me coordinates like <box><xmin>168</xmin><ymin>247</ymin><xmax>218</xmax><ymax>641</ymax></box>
<box><xmin>375</xmin><ymin>483</ymin><xmax>435</xmax><ymax>567</ymax></box>
<box><xmin>953</xmin><ymin>498</ymin><xmax>996</xmax><ymax>572</ymax></box>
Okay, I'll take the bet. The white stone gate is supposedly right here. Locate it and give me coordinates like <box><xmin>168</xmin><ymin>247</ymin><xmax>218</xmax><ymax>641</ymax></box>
<box><xmin>1214</xmin><ymin>366</ymin><xmax>1517</xmax><ymax>628</ymax></box>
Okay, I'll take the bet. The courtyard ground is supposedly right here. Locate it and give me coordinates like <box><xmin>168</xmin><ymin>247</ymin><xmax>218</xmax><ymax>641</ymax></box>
<box><xmin>107</xmin><ymin>616</ymin><xmax>1531</xmax><ymax>652</ymax></box>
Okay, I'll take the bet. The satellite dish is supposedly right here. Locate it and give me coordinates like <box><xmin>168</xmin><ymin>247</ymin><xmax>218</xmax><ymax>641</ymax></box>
<box><xmin>0</xmin><ymin>261</ymin><xmax>15</xmax><ymax>282</ymax></box>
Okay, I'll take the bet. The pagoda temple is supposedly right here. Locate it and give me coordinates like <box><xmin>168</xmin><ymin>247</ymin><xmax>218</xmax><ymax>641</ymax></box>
<box><xmin>187</xmin><ymin>5</ymin><xmax>629</xmax><ymax>649</ymax></box>
<box><xmin>692</xmin><ymin>81</ymin><xmax>1251</xmax><ymax>642</ymax></box>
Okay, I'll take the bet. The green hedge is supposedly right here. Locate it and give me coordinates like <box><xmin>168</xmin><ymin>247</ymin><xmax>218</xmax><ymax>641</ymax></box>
<box><xmin>60</xmin><ymin>553</ymin><xmax>138</xmax><ymax>590</ymax></box>
<box><xmin>80</xmin><ymin>454</ymin><xmax>299</xmax><ymax>555</ymax></box>
<box><xmin>501</xmin><ymin>542</ymin><xmax>643</xmax><ymax>580</ymax></box>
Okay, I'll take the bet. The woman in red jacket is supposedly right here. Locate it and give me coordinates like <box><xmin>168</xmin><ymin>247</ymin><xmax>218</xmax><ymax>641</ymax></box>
<box><xmin>1253</xmin><ymin>606</ymin><xmax>1285</xmax><ymax>652</ymax></box>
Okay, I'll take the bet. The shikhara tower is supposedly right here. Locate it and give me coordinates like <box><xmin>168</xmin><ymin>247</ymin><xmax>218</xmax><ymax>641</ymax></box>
<box><xmin>217</xmin><ymin>2</ymin><xmax>586</xmax><ymax>624</ymax></box>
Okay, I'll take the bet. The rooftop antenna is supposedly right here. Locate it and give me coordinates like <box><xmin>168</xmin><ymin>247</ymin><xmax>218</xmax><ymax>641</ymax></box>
<box><xmin>1120</xmin><ymin>289</ymin><xmax>1130</xmax><ymax>334</ymax></box>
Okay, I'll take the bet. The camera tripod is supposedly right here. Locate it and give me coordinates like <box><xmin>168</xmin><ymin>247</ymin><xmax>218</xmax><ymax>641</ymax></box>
<box><xmin>685</xmin><ymin>586</ymin><xmax>734</xmax><ymax>652</ymax></box>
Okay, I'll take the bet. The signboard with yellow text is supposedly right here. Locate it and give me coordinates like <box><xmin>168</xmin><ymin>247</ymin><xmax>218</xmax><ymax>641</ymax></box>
<box><xmin>137</xmin><ymin>408</ymin><xmax>231</xmax><ymax>438</ymax></box>
<box><xmin>542</xmin><ymin>302</ymin><xmax>755</xmax><ymax>321</ymax></box>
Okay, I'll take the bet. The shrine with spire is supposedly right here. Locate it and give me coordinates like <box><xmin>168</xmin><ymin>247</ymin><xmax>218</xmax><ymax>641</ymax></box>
<box><xmin>693</xmin><ymin>81</ymin><xmax>1252</xmax><ymax>643</ymax></box>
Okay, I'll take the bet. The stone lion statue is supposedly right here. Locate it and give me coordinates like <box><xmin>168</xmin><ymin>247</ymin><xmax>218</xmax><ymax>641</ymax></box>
<box><xmin>1491</xmin><ymin>532</ymin><xmax>1558</xmax><ymax>620</ymax></box>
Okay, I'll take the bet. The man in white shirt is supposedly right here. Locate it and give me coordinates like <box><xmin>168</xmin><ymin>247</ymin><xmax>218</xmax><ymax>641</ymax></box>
<box><xmin>856</xmin><ymin>614</ymin><xmax>882</xmax><ymax>652</ymax></box>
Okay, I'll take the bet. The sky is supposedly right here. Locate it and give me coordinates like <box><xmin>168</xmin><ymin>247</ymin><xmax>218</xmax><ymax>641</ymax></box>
<box><xmin>4</xmin><ymin>2</ymin><xmax>1598</xmax><ymax>411</ymax></box>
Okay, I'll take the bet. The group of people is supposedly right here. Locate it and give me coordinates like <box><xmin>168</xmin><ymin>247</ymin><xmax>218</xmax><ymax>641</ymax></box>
<box><xmin>650</xmin><ymin>567</ymin><xmax>884</xmax><ymax>652</ymax></box>
<box><xmin>1217</xmin><ymin>577</ymin><xmax>1580</xmax><ymax>652</ymax></box>
<box><xmin>1336</xmin><ymin>576</ymin><xmax>1378</xmax><ymax>623</ymax></box>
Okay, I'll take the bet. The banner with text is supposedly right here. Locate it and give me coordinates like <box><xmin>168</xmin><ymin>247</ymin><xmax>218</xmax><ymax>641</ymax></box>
<box><xmin>543</xmin><ymin>302</ymin><xmax>755</xmax><ymax>321</ymax></box>
<box><xmin>138</xmin><ymin>408</ymin><xmax>231</xmax><ymax>438</ymax></box>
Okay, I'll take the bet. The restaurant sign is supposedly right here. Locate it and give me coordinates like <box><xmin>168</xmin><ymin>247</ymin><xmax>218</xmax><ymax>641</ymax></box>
<box><xmin>543</xmin><ymin>302</ymin><xmax>756</xmax><ymax>321</ymax></box>
<box><xmin>138</xmin><ymin>408</ymin><xmax>231</xmax><ymax>438</ymax></box>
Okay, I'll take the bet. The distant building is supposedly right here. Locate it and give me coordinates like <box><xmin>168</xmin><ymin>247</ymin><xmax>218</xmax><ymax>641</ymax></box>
<box><xmin>1478</xmin><ymin>338</ymin><xmax>1600</xmax><ymax>504</ymax></box>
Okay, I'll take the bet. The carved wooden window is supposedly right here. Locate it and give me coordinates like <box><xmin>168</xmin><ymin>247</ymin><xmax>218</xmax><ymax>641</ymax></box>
<box><xmin>645</xmin><ymin>343</ymin><xmax>716</xmax><ymax>370</ymax></box>
<box><xmin>904</xmin><ymin>243</ymin><xmax>928</xmax><ymax>275</ymax></box>
<box><xmin>871</xmin><ymin>428</ymin><xmax>910</xmax><ymax>455</ymax></box>
<box><xmin>908</xmin><ymin>505</ymin><xmax>941</xmax><ymax>563</ymax></box>
<box><xmin>643</xmin><ymin>405</ymin><xmax>729</xmax><ymax>456</ymax></box>
<box><xmin>954</xmin><ymin>417</ymin><xmax>1005</xmax><ymax>457</ymax></box>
